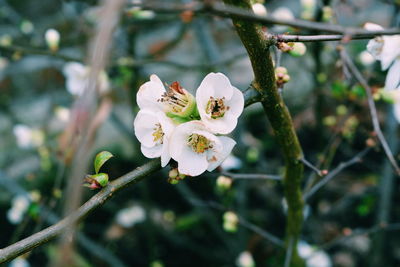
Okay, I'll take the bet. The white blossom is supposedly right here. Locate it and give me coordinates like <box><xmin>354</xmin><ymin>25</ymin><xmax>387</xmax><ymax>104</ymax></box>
<box><xmin>169</xmin><ymin>121</ymin><xmax>236</xmax><ymax>176</ymax></box>
<box><xmin>252</xmin><ymin>3</ymin><xmax>267</xmax><ymax>16</ymax></box>
<box><xmin>272</xmin><ymin>7</ymin><xmax>295</xmax><ymax>31</ymax></box>
<box><xmin>13</xmin><ymin>124</ymin><xmax>44</xmax><ymax>149</ymax></box>
<box><xmin>7</xmin><ymin>195</ymin><xmax>30</xmax><ymax>224</ymax></box>
<box><xmin>134</xmin><ymin>109</ymin><xmax>175</xmax><ymax>167</ymax></box>
<box><xmin>115</xmin><ymin>205</ymin><xmax>146</xmax><ymax>228</ymax></box>
<box><xmin>196</xmin><ymin>73</ymin><xmax>244</xmax><ymax>134</ymax></box>
<box><xmin>359</xmin><ymin>50</ymin><xmax>375</xmax><ymax>66</ymax></box>
<box><xmin>236</xmin><ymin>251</ymin><xmax>255</xmax><ymax>267</ymax></box>
<box><xmin>45</xmin><ymin>28</ymin><xmax>60</xmax><ymax>51</ymax></box>
<box><xmin>137</xmin><ymin>74</ymin><xmax>197</xmax><ymax>120</ymax></box>
<box><xmin>9</xmin><ymin>257</ymin><xmax>30</xmax><ymax>267</ymax></box>
<box><xmin>63</xmin><ymin>62</ymin><xmax>110</xmax><ymax>96</ymax></box>
<box><xmin>365</xmin><ymin>22</ymin><xmax>400</xmax><ymax>90</ymax></box>
<box><xmin>298</xmin><ymin>241</ymin><xmax>332</xmax><ymax>267</ymax></box>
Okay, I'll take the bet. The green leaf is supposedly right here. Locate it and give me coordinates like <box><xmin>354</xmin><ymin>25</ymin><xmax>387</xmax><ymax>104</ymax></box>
<box><xmin>92</xmin><ymin>173</ymin><xmax>109</xmax><ymax>187</ymax></box>
<box><xmin>94</xmin><ymin>151</ymin><xmax>114</xmax><ymax>174</ymax></box>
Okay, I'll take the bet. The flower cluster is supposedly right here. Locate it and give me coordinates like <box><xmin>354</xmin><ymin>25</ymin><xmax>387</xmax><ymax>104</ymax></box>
<box><xmin>133</xmin><ymin>73</ymin><xmax>244</xmax><ymax>176</ymax></box>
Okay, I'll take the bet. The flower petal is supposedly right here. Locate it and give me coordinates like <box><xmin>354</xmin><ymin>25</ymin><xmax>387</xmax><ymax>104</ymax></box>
<box><xmin>137</xmin><ymin>74</ymin><xmax>166</xmax><ymax>111</ymax></box>
<box><xmin>133</xmin><ymin>110</ymin><xmax>160</xmax><ymax>147</ymax></box>
<box><xmin>380</xmin><ymin>35</ymin><xmax>400</xmax><ymax>70</ymax></box>
<box><xmin>207</xmin><ymin>136</ymin><xmax>236</xmax><ymax>172</ymax></box>
<box><xmin>141</xmin><ymin>144</ymin><xmax>162</xmax><ymax>158</ymax></box>
<box><xmin>385</xmin><ymin>59</ymin><xmax>400</xmax><ymax>90</ymax></box>
<box><xmin>197</xmin><ymin>72</ymin><xmax>234</xmax><ymax>100</ymax></box>
<box><xmin>177</xmin><ymin>145</ymin><xmax>208</xmax><ymax>176</ymax></box>
<box><xmin>364</xmin><ymin>22</ymin><xmax>384</xmax><ymax>31</ymax></box>
<box><xmin>160</xmin><ymin>139</ymin><xmax>171</xmax><ymax>167</ymax></box>
<box><xmin>227</xmin><ymin>86</ymin><xmax>245</xmax><ymax>117</ymax></box>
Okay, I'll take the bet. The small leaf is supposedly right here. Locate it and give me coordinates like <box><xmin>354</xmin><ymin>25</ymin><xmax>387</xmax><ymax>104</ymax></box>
<box><xmin>94</xmin><ymin>151</ymin><xmax>114</xmax><ymax>174</ymax></box>
<box><xmin>92</xmin><ymin>173</ymin><xmax>109</xmax><ymax>187</ymax></box>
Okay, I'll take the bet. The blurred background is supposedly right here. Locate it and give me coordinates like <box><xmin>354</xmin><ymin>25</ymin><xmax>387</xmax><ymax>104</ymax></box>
<box><xmin>1</xmin><ymin>0</ymin><xmax>400</xmax><ymax>266</ymax></box>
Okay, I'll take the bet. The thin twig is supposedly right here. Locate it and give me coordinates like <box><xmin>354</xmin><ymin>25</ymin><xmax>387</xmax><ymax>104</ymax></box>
<box><xmin>267</xmin><ymin>33</ymin><xmax>395</xmax><ymax>43</ymax></box>
<box><xmin>129</xmin><ymin>1</ymin><xmax>400</xmax><ymax>35</ymax></box>
<box><xmin>284</xmin><ymin>237</ymin><xmax>294</xmax><ymax>267</ymax></box>
<box><xmin>300</xmin><ymin>158</ymin><xmax>324</xmax><ymax>176</ymax></box>
<box><xmin>303</xmin><ymin>147</ymin><xmax>371</xmax><ymax>201</ymax></box>
<box><xmin>340</xmin><ymin>48</ymin><xmax>400</xmax><ymax>176</ymax></box>
<box><xmin>222</xmin><ymin>171</ymin><xmax>282</xmax><ymax>181</ymax></box>
<box><xmin>0</xmin><ymin>159</ymin><xmax>161</xmax><ymax>264</ymax></box>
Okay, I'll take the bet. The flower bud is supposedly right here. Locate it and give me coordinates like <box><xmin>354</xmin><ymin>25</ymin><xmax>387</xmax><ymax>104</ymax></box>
<box><xmin>289</xmin><ymin>42</ymin><xmax>307</xmax><ymax>57</ymax></box>
<box><xmin>84</xmin><ymin>173</ymin><xmax>109</xmax><ymax>189</ymax></box>
<box><xmin>216</xmin><ymin>175</ymin><xmax>232</xmax><ymax>191</ymax></box>
<box><xmin>322</xmin><ymin>6</ymin><xmax>333</xmax><ymax>22</ymax></box>
<box><xmin>168</xmin><ymin>168</ymin><xmax>186</xmax><ymax>184</ymax></box>
<box><xmin>45</xmin><ymin>28</ymin><xmax>60</xmax><ymax>52</ymax></box>
<box><xmin>223</xmin><ymin>211</ymin><xmax>238</xmax><ymax>232</ymax></box>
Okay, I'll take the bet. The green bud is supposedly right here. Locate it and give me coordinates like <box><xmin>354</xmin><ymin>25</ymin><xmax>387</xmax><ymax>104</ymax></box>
<box><xmin>92</xmin><ymin>173</ymin><xmax>109</xmax><ymax>187</ymax></box>
<box><xmin>288</xmin><ymin>42</ymin><xmax>307</xmax><ymax>57</ymax></box>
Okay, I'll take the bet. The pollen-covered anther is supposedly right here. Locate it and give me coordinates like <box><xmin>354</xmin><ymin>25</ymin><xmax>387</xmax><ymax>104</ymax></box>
<box><xmin>159</xmin><ymin>81</ymin><xmax>191</xmax><ymax>113</ymax></box>
<box><xmin>152</xmin><ymin>123</ymin><xmax>164</xmax><ymax>144</ymax></box>
<box><xmin>206</xmin><ymin>96</ymin><xmax>229</xmax><ymax>119</ymax></box>
<box><xmin>187</xmin><ymin>134</ymin><xmax>213</xmax><ymax>153</ymax></box>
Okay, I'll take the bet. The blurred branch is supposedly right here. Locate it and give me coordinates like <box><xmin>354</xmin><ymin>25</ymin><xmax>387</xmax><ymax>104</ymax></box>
<box><xmin>0</xmin><ymin>159</ymin><xmax>161</xmax><ymax>264</ymax></box>
<box><xmin>222</xmin><ymin>171</ymin><xmax>282</xmax><ymax>181</ymax></box>
<box><xmin>340</xmin><ymin>47</ymin><xmax>400</xmax><ymax>176</ymax></box>
<box><xmin>267</xmin><ymin>33</ymin><xmax>394</xmax><ymax>43</ymax></box>
<box><xmin>130</xmin><ymin>1</ymin><xmax>400</xmax><ymax>35</ymax></box>
<box><xmin>0</xmin><ymin>44</ymin><xmax>80</xmax><ymax>62</ymax></box>
<box><xmin>303</xmin><ymin>147</ymin><xmax>371</xmax><ymax>201</ymax></box>
<box><xmin>0</xmin><ymin>171</ymin><xmax>127</xmax><ymax>267</ymax></box>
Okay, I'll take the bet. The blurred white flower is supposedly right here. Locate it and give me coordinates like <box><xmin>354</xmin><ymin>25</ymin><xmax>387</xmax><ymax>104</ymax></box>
<box><xmin>298</xmin><ymin>241</ymin><xmax>332</xmax><ymax>267</ymax></box>
<box><xmin>301</xmin><ymin>0</ymin><xmax>316</xmax><ymax>8</ymax></box>
<box><xmin>365</xmin><ymin>22</ymin><xmax>400</xmax><ymax>90</ymax></box>
<box><xmin>252</xmin><ymin>3</ymin><xmax>267</xmax><ymax>16</ymax></box>
<box><xmin>216</xmin><ymin>175</ymin><xmax>233</xmax><ymax>190</ymax></box>
<box><xmin>45</xmin><ymin>28</ymin><xmax>60</xmax><ymax>52</ymax></box>
<box><xmin>115</xmin><ymin>205</ymin><xmax>146</xmax><ymax>228</ymax></box>
<box><xmin>54</xmin><ymin>106</ymin><xmax>70</xmax><ymax>123</ymax></box>
<box><xmin>13</xmin><ymin>124</ymin><xmax>44</xmax><ymax>149</ymax></box>
<box><xmin>169</xmin><ymin>121</ymin><xmax>236</xmax><ymax>176</ymax></box>
<box><xmin>220</xmin><ymin>155</ymin><xmax>242</xmax><ymax>171</ymax></box>
<box><xmin>359</xmin><ymin>50</ymin><xmax>375</xmax><ymax>66</ymax></box>
<box><xmin>272</xmin><ymin>7</ymin><xmax>294</xmax><ymax>31</ymax></box>
<box><xmin>134</xmin><ymin>110</ymin><xmax>175</xmax><ymax>167</ymax></box>
<box><xmin>196</xmin><ymin>72</ymin><xmax>244</xmax><ymax>134</ymax></box>
<box><xmin>236</xmin><ymin>251</ymin><xmax>255</xmax><ymax>267</ymax></box>
<box><xmin>7</xmin><ymin>195</ymin><xmax>30</xmax><ymax>224</ymax></box>
<box><xmin>9</xmin><ymin>257</ymin><xmax>30</xmax><ymax>267</ymax></box>
<box><xmin>63</xmin><ymin>62</ymin><xmax>110</xmax><ymax>96</ymax></box>
<box><xmin>20</xmin><ymin>20</ymin><xmax>34</xmax><ymax>35</ymax></box>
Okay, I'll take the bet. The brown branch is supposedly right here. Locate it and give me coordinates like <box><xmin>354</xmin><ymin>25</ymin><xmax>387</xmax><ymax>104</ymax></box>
<box><xmin>0</xmin><ymin>159</ymin><xmax>162</xmax><ymax>264</ymax></box>
<box><xmin>268</xmin><ymin>33</ymin><xmax>396</xmax><ymax>43</ymax></box>
<box><xmin>340</xmin><ymin>48</ymin><xmax>400</xmax><ymax>176</ymax></box>
<box><xmin>222</xmin><ymin>0</ymin><xmax>304</xmax><ymax>266</ymax></box>
<box><xmin>130</xmin><ymin>1</ymin><xmax>400</xmax><ymax>35</ymax></box>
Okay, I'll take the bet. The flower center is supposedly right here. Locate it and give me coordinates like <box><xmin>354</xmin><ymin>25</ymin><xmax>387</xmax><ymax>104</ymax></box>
<box><xmin>206</xmin><ymin>97</ymin><xmax>229</xmax><ymax>119</ymax></box>
<box><xmin>159</xmin><ymin>81</ymin><xmax>190</xmax><ymax>113</ymax></box>
<box><xmin>187</xmin><ymin>134</ymin><xmax>212</xmax><ymax>153</ymax></box>
<box><xmin>152</xmin><ymin>123</ymin><xmax>164</xmax><ymax>145</ymax></box>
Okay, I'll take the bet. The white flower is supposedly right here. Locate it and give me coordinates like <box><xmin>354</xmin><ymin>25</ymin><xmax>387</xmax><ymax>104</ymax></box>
<box><xmin>7</xmin><ymin>195</ymin><xmax>30</xmax><ymax>224</ymax></box>
<box><xmin>272</xmin><ymin>7</ymin><xmax>295</xmax><ymax>31</ymax></box>
<box><xmin>63</xmin><ymin>62</ymin><xmax>110</xmax><ymax>96</ymax></box>
<box><xmin>137</xmin><ymin>74</ymin><xmax>197</xmax><ymax>120</ymax></box>
<box><xmin>196</xmin><ymin>73</ymin><xmax>244</xmax><ymax>134</ymax></box>
<box><xmin>115</xmin><ymin>205</ymin><xmax>146</xmax><ymax>228</ymax></box>
<box><xmin>45</xmin><ymin>28</ymin><xmax>60</xmax><ymax>51</ymax></box>
<box><xmin>359</xmin><ymin>50</ymin><xmax>375</xmax><ymax>66</ymax></box>
<box><xmin>298</xmin><ymin>241</ymin><xmax>332</xmax><ymax>267</ymax></box>
<box><xmin>365</xmin><ymin>22</ymin><xmax>400</xmax><ymax>90</ymax></box>
<box><xmin>134</xmin><ymin>109</ymin><xmax>175</xmax><ymax>167</ymax></box>
<box><xmin>13</xmin><ymin>124</ymin><xmax>44</xmax><ymax>149</ymax></box>
<box><xmin>169</xmin><ymin>121</ymin><xmax>236</xmax><ymax>176</ymax></box>
<box><xmin>252</xmin><ymin>3</ymin><xmax>267</xmax><ymax>16</ymax></box>
<box><xmin>236</xmin><ymin>251</ymin><xmax>255</xmax><ymax>267</ymax></box>
<box><xmin>9</xmin><ymin>257</ymin><xmax>30</xmax><ymax>267</ymax></box>
<box><xmin>220</xmin><ymin>155</ymin><xmax>242</xmax><ymax>171</ymax></box>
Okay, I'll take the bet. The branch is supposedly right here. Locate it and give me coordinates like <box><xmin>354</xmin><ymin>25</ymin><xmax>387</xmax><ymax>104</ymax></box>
<box><xmin>340</xmin><ymin>48</ymin><xmax>400</xmax><ymax>176</ymax></box>
<box><xmin>222</xmin><ymin>0</ymin><xmax>304</xmax><ymax>265</ymax></box>
<box><xmin>222</xmin><ymin>171</ymin><xmax>282</xmax><ymax>181</ymax></box>
<box><xmin>303</xmin><ymin>147</ymin><xmax>370</xmax><ymax>201</ymax></box>
<box><xmin>0</xmin><ymin>159</ymin><xmax>161</xmax><ymax>264</ymax></box>
<box><xmin>267</xmin><ymin>33</ymin><xmax>395</xmax><ymax>43</ymax></box>
<box><xmin>130</xmin><ymin>1</ymin><xmax>400</xmax><ymax>35</ymax></box>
